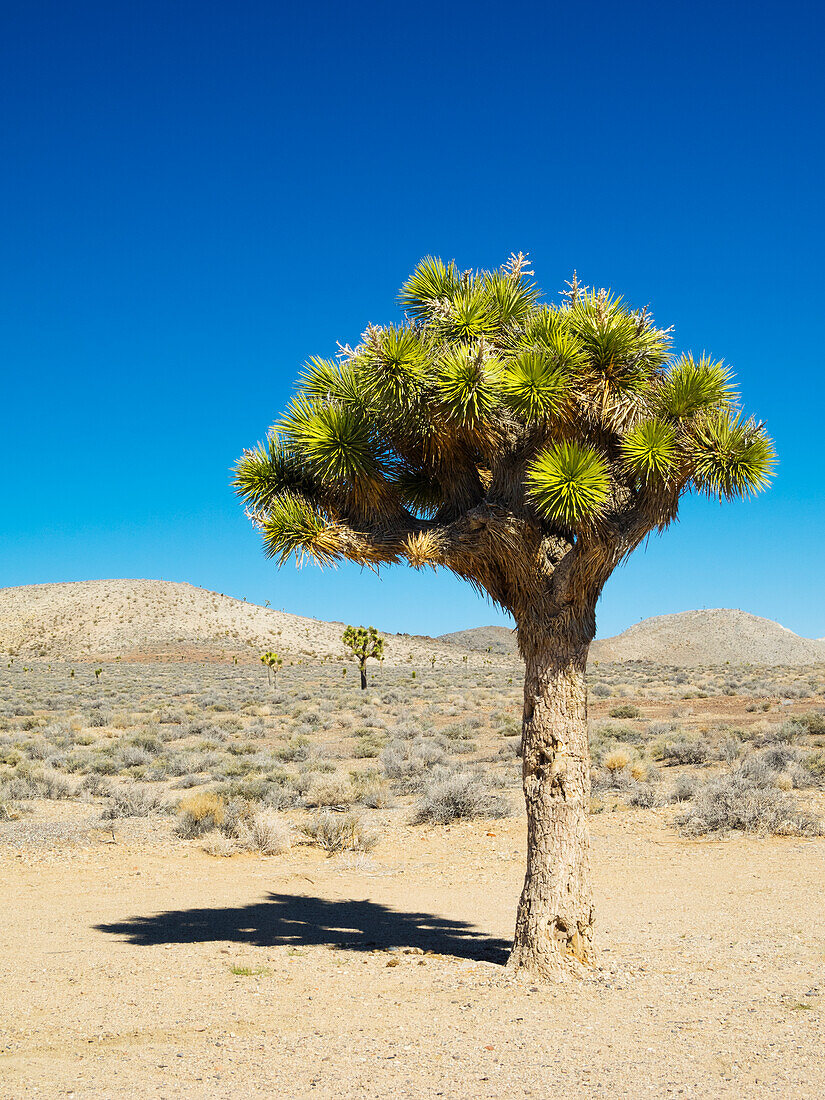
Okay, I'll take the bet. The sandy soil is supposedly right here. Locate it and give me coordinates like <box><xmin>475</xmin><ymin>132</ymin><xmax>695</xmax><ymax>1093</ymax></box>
<box><xmin>2</xmin><ymin>812</ymin><xmax>824</xmax><ymax>1099</ymax></box>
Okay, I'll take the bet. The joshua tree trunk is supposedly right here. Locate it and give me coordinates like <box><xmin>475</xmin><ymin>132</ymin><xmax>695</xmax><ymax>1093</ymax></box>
<box><xmin>360</xmin><ymin>660</ymin><xmax>367</xmax><ymax>690</ymax></box>
<box><xmin>508</xmin><ymin>624</ymin><xmax>595</xmax><ymax>979</ymax></box>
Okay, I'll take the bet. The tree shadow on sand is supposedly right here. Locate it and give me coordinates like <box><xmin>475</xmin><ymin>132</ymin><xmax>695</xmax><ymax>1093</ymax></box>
<box><xmin>96</xmin><ymin>893</ymin><xmax>511</xmax><ymax>964</ymax></box>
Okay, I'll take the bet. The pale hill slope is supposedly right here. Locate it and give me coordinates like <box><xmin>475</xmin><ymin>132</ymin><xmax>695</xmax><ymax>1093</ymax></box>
<box><xmin>440</xmin><ymin>609</ymin><xmax>825</xmax><ymax>666</ymax></box>
<box><xmin>0</xmin><ymin>580</ymin><xmax>463</xmax><ymax>664</ymax></box>
<box><xmin>591</xmin><ymin>609</ymin><xmax>825</xmax><ymax>666</ymax></box>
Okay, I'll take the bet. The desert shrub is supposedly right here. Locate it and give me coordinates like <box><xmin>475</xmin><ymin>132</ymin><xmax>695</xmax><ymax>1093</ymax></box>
<box><xmin>118</xmin><ymin>746</ymin><xmax>153</xmax><ymax>770</ymax></box>
<box><xmin>738</xmin><ymin>745</ymin><xmax>816</xmax><ymax>791</ymax></box>
<box><xmin>389</xmin><ymin>719</ymin><xmax>421</xmax><ymax>740</ymax></box>
<box><xmin>647</xmin><ymin>721</ymin><xmax>681</xmax><ymax>738</ymax></box>
<box><xmin>627</xmin><ymin>780</ymin><xmax>664</xmax><ymax>808</ymax></box>
<box><xmin>305</xmin><ymin>773</ymin><xmax>355</xmax><ymax>809</ymax></box>
<box><xmin>797</xmin><ymin>711</ymin><xmax>825</xmax><ymax>736</ymax></box>
<box><xmin>495</xmin><ymin>716</ymin><xmax>521</xmax><ymax>739</ymax></box>
<box><xmin>381</xmin><ymin>737</ymin><xmax>446</xmax><ymax>792</ymax></box>
<box><xmin>803</xmin><ymin>752</ymin><xmax>825</xmax><ymax>784</ymax></box>
<box><xmin>202</xmin><ymin>833</ymin><xmax>239</xmax><ymax>857</ymax></box>
<box><xmin>591</xmin><ymin>683</ymin><xmax>611</xmax><ymax>698</ymax></box>
<box><xmin>275</xmin><ymin>735</ymin><xmax>311</xmax><ymax>763</ymax></box>
<box><xmin>442</xmin><ymin>721</ymin><xmax>473</xmax><ymax>741</ymax></box>
<box><xmin>78</xmin><ymin>773</ymin><xmax>111</xmax><ymax>797</ymax></box>
<box><xmin>609</xmin><ymin>704</ymin><xmax>640</xmax><ymax>719</ymax></box>
<box><xmin>716</xmin><ymin>737</ymin><xmax>742</xmax><ymax>764</ymax></box>
<box><xmin>24</xmin><ymin>737</ymin><xmax>53</xmax><ymax>761</ymax></box>
<box><xmin>497</xmin><ymin>734</ymin><xmax>522</xmax><ymax>758</ymax></box>
<box><xmin>669</xmin><ymin>773</ymin><xmax>700</xmax><ymax>802</ymax></box>
<box><xmin>302</xmin><ymin>810</ymin><xmax>378</xmax><ymax>855</ymax></box>
<box><xmin>3</xmin><ymin>764</ymin><xmax>75</xmax><ymax>800</ymax></box>
<box><xmin>352</xmin><ymin>732</ymin><xmax>386</xmax><ymax>758</ymax></box>
<box><xmin>655</xmin><ymin>737</ymin><xmax>711</xmax><ymax>766</ymax></box>
<box><xmin>246</xmin><ymin>809</ymin><xmax>293</xmax><ymax>854</ymax></box>
<box><xmin>88</xmin><ymin>711</ymin><xmax>110</xmax><ymax>728</ymax></box>
<box><xmin>175</xmin><ymin>791</ymin><xmax>226</xmax><ymax>836</ymax></box>
<box><xmin>102</xmin><ymin>784</ymin><xmax>169</xmax><ymax>819</ymax></box>
<box><xmin>172</xmin><ymin>773</ymin><xmax>210</xmax><ymax>789</ymax></box>
<box><xmin>676</xmin><ymin>774</ymin><xmax>822</xmax><ymax>837</ymax></box>
<box><xmin>590</xmin><ymin>721</ymin><xmax>643</xmax><ymax>747</ymax></box>
<box><xmin>357</xmin><ymin>780</ymin><xmax>391</xmax><ymax>808</ymax></box>
<box><xmin>128</xmin><ymin>732</ymin><xmax>164</xmax><ymax>754</ymax></box>
<box><xmin>412</xmin><ymin>767</ymin><xmax>510</xmax><ymax>824</ymax></box>
<box><xmin>262</xmin><ymin>783</ymin><xmax>302</xmax><ymax>811</ymax></box>
<box><xmin>0</xmin><ymin>797</ymin><xmax>18</xmax><ymax>821</ymax></box>
<box><xmin>772</xmin><ymin>719</ymin><xmax>806</xmax><ymax>744</ymax></box>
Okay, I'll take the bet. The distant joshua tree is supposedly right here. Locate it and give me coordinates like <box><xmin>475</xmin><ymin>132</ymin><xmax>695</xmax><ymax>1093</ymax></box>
<box><xmin>341</xmin><ymin>625</ymin><xmax>384</xmax><ymax>690</ymax></box>
<box><xmin>235</xmin><ymin>253</ymin><xmax>774</xmax><ymax>979</ymax></box>
<box><xmin>259</xmin><ymin>651</ymin><xmax>282</xmax><ymax>686</ymax></box>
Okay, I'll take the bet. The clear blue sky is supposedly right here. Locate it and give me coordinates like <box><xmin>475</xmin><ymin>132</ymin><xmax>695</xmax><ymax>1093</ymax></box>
<box><xmin>2</xmin><ymin>0</ymin><xmax>823</xmax><ymax>638</ymax></box>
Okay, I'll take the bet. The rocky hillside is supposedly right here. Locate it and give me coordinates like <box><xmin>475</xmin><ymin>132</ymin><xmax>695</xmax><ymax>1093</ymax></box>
<box><xmin>441</xmin><ymin>609</ymin><xmax>825</xmax><ymax>666</ymax></box>
<box><xmin>0</xmin><ymin>580</ymin><xmax>463</xmax><ymax>665</ymax></box>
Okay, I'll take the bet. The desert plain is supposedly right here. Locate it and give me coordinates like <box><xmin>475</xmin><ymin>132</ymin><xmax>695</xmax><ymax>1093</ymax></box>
<box><xmin>1</xmin><ymin>581</ymin><xmax>824</xmax><ymax>1099</ymax></box>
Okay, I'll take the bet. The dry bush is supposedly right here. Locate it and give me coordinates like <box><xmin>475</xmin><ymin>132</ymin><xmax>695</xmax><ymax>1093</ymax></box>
<box><xmin>305</xmin><ymin>773</ymin><xmax>355</xmax><ymax>809</ymax></box>
<box><xmin>102</xmin><ymin>784</ymin><xmax>169</xmax><ymax>818</ymax></box>
<box><xmin>609</xmin><ymin>704</ymin><xmax>640</xmax><ymax>719</ymax></box>
<box><xmin>654</xmin><ymin>737</ymin><xmax>711</xmax><ymax>766</ymax></box>
<box><xmin>676</xmin><ymin>774</ymin><xmax>823</xmax><ymax>837</ymax></box>
<box><xmin>175</xmin><ymin>791</ymin><xmax>226</xmax><ymax>837</ymax></box>
<box><xmin>413</xmin><ymin>767</ymin><xmax>510</xmax><ymax>824</ymax></box>
<box><xmin>626</xmin><ymin>780</ymin><xmax>664</xmax><ymax>808</ymax></box>
<box><xmin>241</xmin><ymin>808</ymin><xmax>293</xmax><ymax>855</ymax></box>
<box><xmin>202</xmin><ymin>833</ymin><xmax>239</xmax><ymax>857</ymax></box>
<box><xmin>669</xmin><ymin>772</ymin><xmax>700</xmax><ymax>802</ymax></box>
<box><xmin>302</xmin><ymin>810</ymin><xmax>378</xmax><ymax>855</ymax></box>
<box><xmin>603</xmin><ymin>748</ymin><xmax>630</xmax><ymax>774</ymax></box>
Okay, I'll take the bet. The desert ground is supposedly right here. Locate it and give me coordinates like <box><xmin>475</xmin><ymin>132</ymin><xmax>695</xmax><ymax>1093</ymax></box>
<box><xmin>1</xmin><ymin>641</ymin><xmax>824</xmax><ymax>1099</ymax></box>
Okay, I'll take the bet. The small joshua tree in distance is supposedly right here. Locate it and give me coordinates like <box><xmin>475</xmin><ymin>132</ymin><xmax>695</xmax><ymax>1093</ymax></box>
<box><xmin>342</xmin><ymin>625</ymin><xmax>384</xmax><ymax>690</ymax></box>
<box><xmin>235</xmin><ymin>253</ymin><xmax>774</xmax><ymax>979</ymax></box>
<box><xmin>260</xmin><ymin>651</ymin><xmax>283</xmax><ymax>686</ymax></box>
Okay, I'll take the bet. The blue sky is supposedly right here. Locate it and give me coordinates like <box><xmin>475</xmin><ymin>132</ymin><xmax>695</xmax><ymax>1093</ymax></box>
<box><xmin>2</xmin><ymin>0</ymin><xmax>823</xmax><ymax>638</ymax></box>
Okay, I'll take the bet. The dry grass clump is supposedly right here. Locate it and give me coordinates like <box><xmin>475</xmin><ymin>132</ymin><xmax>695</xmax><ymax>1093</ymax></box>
<box><xmin>188</xmin><ymin>795</ymin><xmax>294</xmax><ymax>855</ymax></box>
<box><xmin>175</xmin><ymin>791</ymin><xmax>226</xmax><ymax>837</ymax></box>
<box><xmin>603</xmin><ymin>748</ymin><xmax>631</xmax><ymax>774</ymax></box>
<box><xmin>244</xmin><ymin>807</ymin><xmax>293</xmax><ymax>855</ymax></box>
<box><xmin>305</xmin><ymin>773</ymin><xmax>355</xmax><ymax>809</ymax></box>
<box><xmin>301</xmin><ymin>810</ymin><xmax>378</xmax><ymax>855</ymax></box>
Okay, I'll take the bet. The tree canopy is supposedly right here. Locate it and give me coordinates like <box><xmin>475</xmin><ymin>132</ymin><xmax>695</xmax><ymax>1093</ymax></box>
<box><xmin>235</xmin><ymin>254</ymin><xmax>774</xmax><ymax>642</ymax></box>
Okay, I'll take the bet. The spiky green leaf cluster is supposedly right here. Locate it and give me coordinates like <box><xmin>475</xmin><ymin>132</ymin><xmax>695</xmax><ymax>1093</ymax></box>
<box><xmin>526</xmin><ymin>441</ymin><xmax>611</xmax><ymax>525</ymax></box>
<box><xmin>235</xmin><ymin>254</ymin><xmax>775</xmax><ymax>579</ymax></box>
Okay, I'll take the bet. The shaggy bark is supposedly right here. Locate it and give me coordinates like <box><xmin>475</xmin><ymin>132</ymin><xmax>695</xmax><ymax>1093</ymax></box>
<box><xmin>508</xmin><ymin>625</ymin><xmax>595</xmax><ymax>979</ymax></box>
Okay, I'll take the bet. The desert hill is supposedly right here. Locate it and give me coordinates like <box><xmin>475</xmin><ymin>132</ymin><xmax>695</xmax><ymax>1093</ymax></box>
<box><xmin>0</xmin><ymin>580</ymin><xmax>462</xmax><ymax>665</ymax></box>
<box><xmin>440</xmin><ymin>609</ymin><xmax>825</xmax><ymax>666</ymax></box>
<box><xmin>3</xmin><ymin>582</ymin><xmax>821</xmax><ymax>667</ymax></box>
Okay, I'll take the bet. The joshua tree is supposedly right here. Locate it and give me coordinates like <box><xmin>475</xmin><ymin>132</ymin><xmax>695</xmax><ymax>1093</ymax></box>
<box><xmin>260</xmin><ymin>651</ymin><xmax>283</xmax><ymax>686</ymax></box>
<box><xmin>235</xmin><ymin>254</ymin><xmax>774</xmax><ymax>978</ymax></box>
<box><xmin>342</xmin><ymin>625</ymin><xmax>384</xmax><ymax>689</ymax></box>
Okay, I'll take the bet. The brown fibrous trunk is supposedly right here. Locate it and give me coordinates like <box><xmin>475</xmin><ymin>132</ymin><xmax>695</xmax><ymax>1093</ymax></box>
<box><xmin>508</xmin><ymin>631</ymin><xmax>595</xmax><ymax>980</ymax></box>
